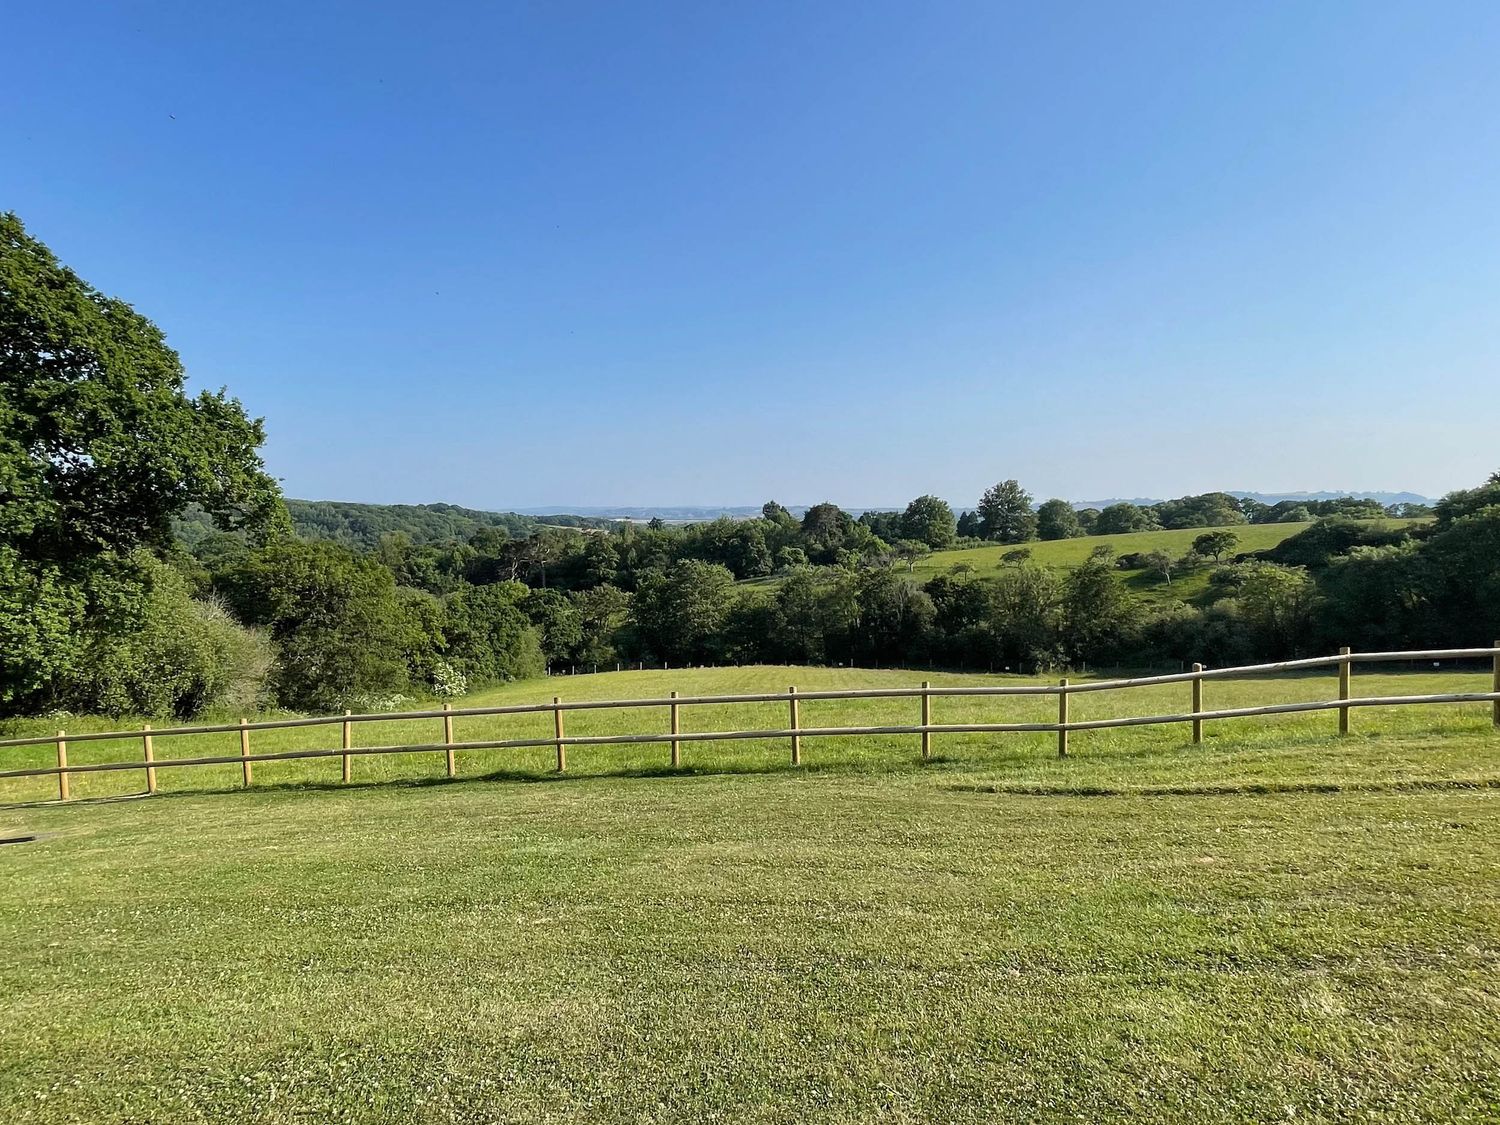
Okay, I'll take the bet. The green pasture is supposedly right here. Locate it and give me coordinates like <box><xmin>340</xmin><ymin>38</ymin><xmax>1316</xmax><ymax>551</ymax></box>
<box><xmin>738</xmin><ymin>520</ymin><xmax>1422</xmax><ymax>604</ymax></box>
<box><xmin>910</xmin><ymin>518</ymin><xmax>1422</xmax><ymax>605</ymax></box>
<box><xmin>3</xmin><ymin>664</ymin><xmax>1498</xmax><ymax>1122</ymax></box>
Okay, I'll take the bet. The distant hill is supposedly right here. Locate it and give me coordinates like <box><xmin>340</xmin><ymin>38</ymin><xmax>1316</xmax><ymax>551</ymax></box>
<box><xmin>1071</xmin><ymin>490</ymin><xmax>1434</xmax><ymax>511</ymax></box>
<box><xmin>510</xmin><ymin>504</ymin><xmax>902</xmax><ymax>522</ymax></box>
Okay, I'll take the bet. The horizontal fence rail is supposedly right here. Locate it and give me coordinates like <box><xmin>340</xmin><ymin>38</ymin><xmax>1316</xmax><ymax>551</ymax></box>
<box><xmin>3</xmin><ymin>647</ymin><xmax>1497</xmax><ymax>802</ymax></box>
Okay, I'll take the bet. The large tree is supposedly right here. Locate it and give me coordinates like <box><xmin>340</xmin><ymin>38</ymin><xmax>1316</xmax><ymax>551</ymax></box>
<box><xmin>1</xmin><ymin>214</ymin><xmax>284</xmax><ymax>715</ymax></box>
<box><xmin>976</xmin><ymin>480</ymin><xmax>1037</xmax><ymax>543</ymax></box>
<box><xmin>629</xmin><ymin>560</ymin><xmax>736</xmax><ymax>664</ymax></box>
<box><xmin>216</xmin><ymin>540</ymin><xmax>421</xmax><ymax>710</ymax></box>
<box><xmin>898</xmin><ymin>494</ymin><xmax>957</xmax><ymax>549</ymax></box>
<box><xmin>0</xmin><ymin>213</ymin><xmax>283</xmax><ymax>566</ymax></box>
<box><xmin>1036</xmin><ymin>498</ymin><xmax>1082</xmax><ymax>541</ymax></box>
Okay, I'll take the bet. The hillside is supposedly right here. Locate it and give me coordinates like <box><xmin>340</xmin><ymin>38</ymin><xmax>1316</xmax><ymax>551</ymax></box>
<box><xmin>909</xmin><ymin>519</ymin><xmax>1424</xmax><ymax>605</ymax></box>
<box><xmin>3</xmin><ymin>665</ymin><xmax>1498</xmax><ymax>1123</ymax></box>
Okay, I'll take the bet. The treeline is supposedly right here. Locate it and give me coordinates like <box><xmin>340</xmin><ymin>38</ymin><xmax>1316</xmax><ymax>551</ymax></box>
<box><xmin>942</xmin><ymin>481</ymin><xmax>1425</xmax><ymax>544</ymax></box>
<box><xmin>175</xmin><ymin>500</ymin><xmax>616</xmax><ymax>550</ymax></box>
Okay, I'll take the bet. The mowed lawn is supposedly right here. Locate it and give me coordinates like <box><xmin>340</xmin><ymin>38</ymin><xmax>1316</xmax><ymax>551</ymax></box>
<box><xmin>2</xmin><ymin>666</ymin><xmax>1498</xmax><ymax>1123</ymax></box>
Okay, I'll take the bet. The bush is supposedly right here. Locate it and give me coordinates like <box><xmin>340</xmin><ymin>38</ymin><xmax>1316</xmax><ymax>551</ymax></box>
<box><xmin>217</xmin><ymin>540</ymin><xmax>416</xmax><ymax>712</ymax></box>
<box><xmin>74</xmin><ymin>560</ymin><xmax>271</xmax><ymax>718</ymax></box>
<box><xmin>429</xmin><ymin>661</ymin><xmax>469</xmax><ymax>698</ymax></box>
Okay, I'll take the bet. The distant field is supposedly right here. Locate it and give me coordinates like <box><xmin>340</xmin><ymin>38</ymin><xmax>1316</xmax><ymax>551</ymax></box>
<box><xmin>2</xmin><ymin>665</ymin><xmax>1497</xmax><ymax>1123</ymax></box>
<box><xmin>914</xmin><ymin>521</ymin><xmax>1316</xmax><ymax>575</ymax></box>
<box><xmin>912</xmin><ymin>518</ymin><xmax>1423</xmax><ymax>605</ymax></box>
<box><xmin>738</xmin><ymin>520</ymin><xmax>1422</xmax><ymax>603</ymax></box>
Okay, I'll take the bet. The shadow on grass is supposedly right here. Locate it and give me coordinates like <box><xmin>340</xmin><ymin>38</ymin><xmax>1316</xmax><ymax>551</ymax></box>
<box><xmin>1</xmin><ymin>754</ymin><xmax>981</xmax><ymax>811</ymax></box>
<box><xmin>947</xmin><ymin>777</ymin><xmax>1500</xmax><ymax>798</ymax></box>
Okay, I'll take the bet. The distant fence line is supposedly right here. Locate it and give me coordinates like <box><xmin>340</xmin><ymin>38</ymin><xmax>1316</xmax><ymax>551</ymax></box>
<box><xmin>3</xmin><ymin>646</ymin><xmax>1497</xmax><ymax>803</ymax></box>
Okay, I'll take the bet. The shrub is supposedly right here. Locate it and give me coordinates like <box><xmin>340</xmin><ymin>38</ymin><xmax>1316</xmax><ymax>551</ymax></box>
<box><xmin>73</xmin><ymin>559</ymin><xmax>271</xmax><ymax>718</ymax></box>
<box><xmin>429</xmin><ymin>661</ymin><xmax>469</xmax><ymax>698</ymax></box>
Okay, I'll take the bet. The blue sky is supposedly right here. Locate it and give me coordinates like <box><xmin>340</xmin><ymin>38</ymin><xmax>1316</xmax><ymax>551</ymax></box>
<box><xmin>6</xmin><ymin>1</ymin><xmax>1498</xmax><ymax>508</ymax></box>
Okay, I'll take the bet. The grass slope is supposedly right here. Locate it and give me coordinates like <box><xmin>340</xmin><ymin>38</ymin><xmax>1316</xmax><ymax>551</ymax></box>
<box><xmin>3</xmin><ymin>666</ymin><xmax>1498</xmax><ymax>1123</ymax></box>
<box><xmin>913</xmin><ymin>521</ymin><xmax>1311</xmax><ymax>577</ymax></box>
<box><xmin>910</xmin><ymin>519</ymin><xmax>1422</xmax><ymax>605</ymax></box>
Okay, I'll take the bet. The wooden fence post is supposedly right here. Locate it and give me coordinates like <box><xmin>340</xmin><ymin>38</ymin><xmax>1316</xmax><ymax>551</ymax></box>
<box><xmin>669</xmin><ymin>690</ymin><xmax>681</xmax><ymax>768</ymax></box>
<box><xmin>1191</xmin><ymin>664</ymin><xmax>1204</xmax><ymax>745</ymax></box>
<box><xmin>553</xmin><ymin>697</ymin><xmax>566</xmax><ymax>772</ymax></box>
<box><xmin>1492</xmin><ymin>640</ymin><xmax>1499</xmax><ymax>728</ymax></box>
<box><xmin>1057</xmin><ymin>680</ymin><xmax>1069</xmax><ymax>758</ymax></box>
<box><xmin>920</xmin><ymin>681</ymin><xmax>931</xmax><ymax>761</ymax></box>
<box><xmin>443</xmin><ymin>703</ymin><xmax>456</xmax><ymax>778</ymax></box>
<box><xmin>239</xmin><ymin>718</ymin><xmax>252</xmax><ymax>787</ymax></box>
<box><xmin>788</xmin><ymin>686</ymin><xmax>801</xmax><ymax>766</ymax></box>
<box><xmin>341</xmin><ymin>710</ymin><xmax>352</xmax><ymax>783</ymax></box>
<box><xmin>142</xmin><ymin>723</ymin><xmax>157</xmax><ymax>794</ymax></box>
<box><xmin>56</xmin><ymin>731</ymin><xmax>68</xmax><ymax>801</ymax></box>
<box><xmin>1338</xmin><ymin>646</ymin><xmax>1351</xmax><ymax>735</ymax></box>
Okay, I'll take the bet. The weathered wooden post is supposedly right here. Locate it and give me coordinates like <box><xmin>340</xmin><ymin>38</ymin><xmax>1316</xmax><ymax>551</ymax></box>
<box><xmin>239</xmin><ymin>718</ymin><xmax>252</xmax><ymax>787</ymax></box>
<box><xmin>1057</xmin><ymin>679</ymin><xmax>1069</xmax><ymax>758</ymax></box>
<box><xmin>142</xmin><ymin>723</ymin><xmax>157</xmax><ymax>794</ymax></box>
<box><xmin>788</xmin><ymin>686</ymin><xmax>801</xmax><ymax>766</ymax></box>
<box><xmin>1191</xmin><ymin>664</ymin><xmax>1204</xmax><ymax>745</ymax></box>
<box><xmin>1492</xmin><ymin>641</ymin><xmax>1499</xmax><ymax>728</ymax></box>
<box><xmin>920</xmin><ymin>681</ymin><xmax>932</xmax><ymax>761</ymax></box>
<box><xmin>669</xmin><ymin>690</ymin><xmax>681</xmax><ymax>768</ymax></box>
<box><xmin>341</xmin><ymin>710</ymin><xmax>352</xmax><ymax>783</ymax></box>
<box><xmin>443</xmin><ymin>703</ymin><xmax>456</xmax><ymax>778</ymax></box>
<box><xmin>1338</xmin><ymin>646</ymin><xmax>1352</xmax><ymax>735</ymax></box>
<box><xmin>56</xmin><ymin>731</ymin><xmax>68</xmax><ymax>802</ymax></box>
<box><xmin>553</xmin><ymin>697</ymin><xmax>566</xmax><ymax>772</ymax></box>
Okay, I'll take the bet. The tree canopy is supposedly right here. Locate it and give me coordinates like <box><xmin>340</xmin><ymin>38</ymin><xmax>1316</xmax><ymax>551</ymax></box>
<box><xmin>1</xmin><ymin>212</ymin><xmax>283</xmax><ymax>565</ymax></box>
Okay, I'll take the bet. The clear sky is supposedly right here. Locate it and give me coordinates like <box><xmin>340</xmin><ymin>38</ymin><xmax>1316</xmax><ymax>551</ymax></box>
<box><xmin>6</xmin><ymin>2</ymin><xmax>1498</xmax><ymax>509</ymax></box>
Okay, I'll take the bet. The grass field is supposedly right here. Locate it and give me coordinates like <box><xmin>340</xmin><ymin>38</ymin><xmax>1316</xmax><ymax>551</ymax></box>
<box><xmin>738</xmin><ymin>520</ymin><xmax>1421</xmax><ymax>606</ymax></box>
<box><xmin>907</xmin><ymin>519</ymin><xmax>1423</xmax><ymax>606</ymax></box>
<box><xmin>3</xmin><ymin>665</ymin><xmax>1498</xmax><ymax>1123</ymax></box>
<box><xmin>912</xmin><ymin>521</ymin><xmax>1316</xmax><ymax>577</ymax></box>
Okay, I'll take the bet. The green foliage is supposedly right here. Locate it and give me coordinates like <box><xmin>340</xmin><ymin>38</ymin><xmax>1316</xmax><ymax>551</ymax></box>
<box><xmin>569</xmin><ymin>584</ymin><xmax>631</xmax><ymax>667</ymax></box>
<box><xmin>891</xmin><ymin>539</ymin><xmax>931</xmax><ymax>571</ymax></box>
<box><xmin>629</xmin><ymin>560</ymin><xmax>737</xmax><ymax>664</ymax></box>
<box><xmin>1144</xmin><ymin>549</ymin><xmax>1175</xmax><ymax>584</ymax></box>
<box><xmin>217</xmin><ymin>500</ymin><xmax>614</xmax><ymax>550</ymax></box>
<box><xmin>1151</xmin><ymin>492</ymin><xmax>1246</xmax><ymax>529</ymax></box>
<box><xmin>799</xmin><ymin>502</ymin><xmax>856</xmax><ymax>563</ymax></box>
<box><xmin>1262</xmin><ymin>517</ymin><xmax>1411</xmax><ymax>569</ymax></box>
<box><xmin>0</xmin><ymin>545</ymin><xmax>85</xmax><ymax>712</ymax></box>
<box><xmin>1227</xmin><ymin>561</ymin><xmax>1320</xmax><ymax>658</ymax></box>
<box><xmin>1035</xmin><ymin>498</ymin><xmax>1082</xmax><ymax>540</ymax></box>
<box><xmin>849</xmin><ymin>568</ymin><xmax>934</xmax><ymax>666</ymax></box>
<box><xmin>1</xmin><ymin>213</ymin><xmax>283</xmax><ymax>565</ymax></box>
<box><xmin>1095</xmin><ymin>502</ymin><xmax>1157</xmax><ymax>535</ymax></box>
<box><xmin>217</xmin><ymin>541</ymin><xmax>417</xmax><ymax>711</ymax></box>
<box><xmin>440</xmin><ymin>583</ymin><xmax>545</xmax><ymax>687</ymax></box>
<box><xmin>1059</xmin><ymin>559</ymin><xmax>1138</xmax><ymax>665</ymax></box>
<box><xmin>520</xmin><ymin>588</ymin><xmax>583</xmax><ymax>667</ymax></box>
<box><xmin>1192</xmin><ymin>530</ymin><xmax>1239</xmax><ymax>562</ymax></box>
<box><xmin>71</xmin><ymin>554</ymin><xmax>270</xmax><ymax>718</ymax></box>
<box><xmin>977</xmin><ymin>480</ymin><xmax>1037</xmax><ymax>543</ymax></box>
<box><xmin>899</xmin><ymin>495</ymin><xmax>957</xmax><ymax>548</ymax></box>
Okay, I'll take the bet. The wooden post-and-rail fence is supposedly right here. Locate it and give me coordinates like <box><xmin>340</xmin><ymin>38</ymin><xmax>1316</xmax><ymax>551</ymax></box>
<box><xmin>5</xmin><ymin>646</ymin><xmax>1499</xmax><ymax>805</ymax></box>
